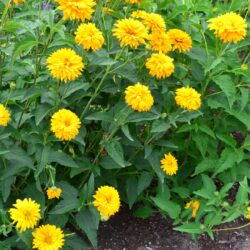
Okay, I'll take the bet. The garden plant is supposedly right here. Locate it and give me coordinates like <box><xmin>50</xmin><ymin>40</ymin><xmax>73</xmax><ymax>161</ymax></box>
<box><xmin>0</xmin><ymin>0</ymin><xmax>250</xmax><ymax>249</ymax></box>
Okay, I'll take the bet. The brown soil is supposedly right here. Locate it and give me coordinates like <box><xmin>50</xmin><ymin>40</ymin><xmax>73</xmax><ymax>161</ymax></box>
<box><xmin>98</xmin><ymin>206</ymin><xmax>250</xmax><ymax>250</ymax></box>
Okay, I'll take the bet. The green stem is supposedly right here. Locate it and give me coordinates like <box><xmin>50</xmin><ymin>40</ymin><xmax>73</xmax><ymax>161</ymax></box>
<box><xmin>213</xmin><ymin>222</ymin><xmax>250</xmax><ymax>232</ymax></box>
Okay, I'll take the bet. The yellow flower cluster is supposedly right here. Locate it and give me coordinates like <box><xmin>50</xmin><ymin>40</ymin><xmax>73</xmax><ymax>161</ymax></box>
<box><xmin>75</xmin><ymin>23</ymin><xmax>104</xmax><ymax>52</ymax></box>
<box><xmin>50</xmin><ymin>109</ymin><xmax>81</xmax><ymax>141</ymax></box>
<box><xmin>146</xmin><ymin>52</ymin><xmax>175</xmax><ymax>79</ymax></box>
<box><xmin>167</xmin><ymin>29</ymin><xmax>192</xmax><ymax>52</ymax></box>
<box><xmin>160</xmin><ymin>153</ymin><xmax>178</xmax><ymax>176</ymax></box>
<box><xmin>9</xmin><ymin>198</ymin><xmax>65</xmax><ymax>250</ymax></box>
<box><xmin>185</xmin><ymin>200</ymin><xmax>200</xmax><ymax>218</ymax></box>
<box><xmin>208</xmin><ymin>12</ymin><xmax>247</xmax><ymax>43</ymax></box>
<box><xmin>246</xmin><ymin>207</ymin><xmax>250</xmax><ymax>219</ymax></box>
<box><xmin>47</xmin><ymin>48</ymin><xmax>84</xmax><ymax>83</ymax></box>
<box><xmin>125</xmin><ymin>83</ymin><xmax>154</xmax><ymax>112</ymax></box>
<box><xmin>32</xmin><ymin>224</ymin><xmax>65</xmax><ymax>250</ymax></box>
<box><xmin>93</xmin><ymin>185</ymin><xmax>120</xmax><ymax>220</ymax></box>
<box><xmin>0</xmin><ymin>104</ymin><xmax>11</xmax><ymax>126</ymax></box>
<box><xmin>113</xmin><ymin>18</ymin><xmax>148</xmax><ymax>48</ymax></box>
<box><xmin>125</xmin><ymin>0</ymin><xmax>142</xmax><ymax>4</ymax></box>
<box><xmin>14</xmin><ymin>0</ymin><xmax>25</xmax><ymax>4</ymax></box>
<box><xmin>55</xmin><ymin>0</ymin><xmax>96</xmax><ymax>21</ymax></box>
<box><xmin>9</xmin><ymin>198</ymin><xmax>41</xmax><ymax>233</ymax></box>
<box><xmin>47</xmin><ymin>187</ymin><xmax>62</xmax><ymax>199</ymax></box>
<box><xmin>175</xmin><ymin>86</ymin><xmax>201</xmax><ymax>111</ymax></box>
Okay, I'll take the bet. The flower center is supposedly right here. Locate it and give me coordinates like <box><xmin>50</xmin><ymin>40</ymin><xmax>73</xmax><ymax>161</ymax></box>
<box><xmin>64</xmin><ymin>119</ymin><xmax>71</xmax><ymax>126</ymax></box>
<box><xmin>44</xmin><ymin>235</ymin><xmax>53</xmax><ymax>244</ymax></box>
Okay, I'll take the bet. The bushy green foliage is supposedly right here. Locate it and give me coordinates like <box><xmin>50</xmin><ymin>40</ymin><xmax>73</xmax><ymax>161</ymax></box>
<box><xmin>0</xmin><ymin>0</ymin><xmax>249</xmax><ymax>249</ymax></box>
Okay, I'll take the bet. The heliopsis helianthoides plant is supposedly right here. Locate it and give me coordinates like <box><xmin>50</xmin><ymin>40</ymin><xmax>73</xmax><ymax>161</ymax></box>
<box><xmin>160</xmin><ymin>153</ymin><xmax>178</xmax><ymax>176</ymax></box>
<box><xmin>112</xmin><ymin>18</ymin><xmax>148</xmax><ymax>48</ymax></box>
<box><xmin>9</xmin><ymin>199</ymin><xmax>41</xmax><ymax>233</ymax></box>
<box><xmin>75</xmin><ymin>23</ymin><xmax>104</xmax><ymax>52</ymax></box>
<box><xmin>125</xmin><ymin>83</ymin><xmax>154</xmax><ymax>112</ymax></box>
<box><xmin>55</xmin><ymin>0</ymin><xmax>96</xmax><ymax>21</ymax></box>
<box><xmin>93</xmin><ymin>186</ymin><xmax>121</xmax><ymax>220</ymax></box>
<box><xmin>207</xmin><ymin>12</ymin><xmax>247</xmax><ymax>43</ymax></box>
<box><xmin>46</xmin><ymin>48</ymin><xmax>84</xmax><ymax>82</ymax></box>
<box><xmin>175</xmin><ymin>86</ymin><xmax>201</xmax><ymax>111</ymax></box>
<box><xmin>185</xmin><ymin>200</ymin><xmax>200</xmax><ymax>218</ymax></box>
<box><xmin>0</xmin><ymin>104</ymin><xmax>11</xmax><ymax>126</ymax></box>
<box><xmin>1</xmin><ymin>0</ymin><xmax>250</xmax><ymax>248</ymax></box>
<box><xmin>146</xmin><ymin>52</ymin><xmax>175</xmax><ymax>78</ymax></box>
<box><xmin>32</xmin><ymin>224</ymin><xmax>65</xmax><ymax>250</ymax></box>
<box><xmin>50</xmin><ymin>109</ymin><xmax>81</xmax><ymax>141</ymax></box>
<box><xmin>47</xmin><ymin>187</ymin><xmax>62</xmax><ymax>199</ymax></box>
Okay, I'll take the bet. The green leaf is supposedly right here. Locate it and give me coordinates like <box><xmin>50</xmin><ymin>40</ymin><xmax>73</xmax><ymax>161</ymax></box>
<box><xmin>147</xmin><ymin>151</ymin><xmax>165</xmax><ymax>183</ymax></box>
<box><xmin>216</xmin><ymin>133</ymin><xmax>236</xmax><ymax>148</ymax></box>
<box><xmin>194</xmin><ymin>175</ymin><xmax>216</xmax><ymax>199</ymax></box>
<box><xmin>193</xmin><ymin>158</ymin><xmax>217</xmax><ymax>176</ymax></box>
<box><xmin>35</xmin><ymin>104</ymin><xmax>53</xmax><ymax>126</ymax></box>
<box><xmin>151</xmin><ymin>196</ymin><xmax>180</xmax><ymax>219</ymax></box>
<box><xmin>137</xmin><ymin>172</ymin><xmax>153</xmax><ymax>195</ymax></box>
<box><xmin>65</xmin><ymin>235</ymin><xmax>90</xmax><ymax>250</ymax></box>
<box><xmin>174</xmin><ymin>223</ymin><xmax>204</xmax><ymax>234</ymax></box>
<box><xmin>104</xmin><ymin>140</ymin><xmax>126</xmax><ymax>168</ymax></box>
<box><xmin>75</xmin><ymin>207</ymin><xmax>99</xmax><ymax>249</ymax></box>
<box><xmin>127</xmin><ymin>112</ymin><xmax>161</xmax><ymax>123</ymax></box>
<box><xmin>213</xmin><ymin>75</ymin><xmax>236</xmax><ymax>109</ymax></box>
<box><xmin>126</xmin><ymin>177</ymin><xmax>138</xmax><ymax>208</ymax></box>
<box><xmin>50</xmin><ymin>198</ymin><xmax>81</xmax><ymax>214</ymax></box>
<box><xmin>121</xmin><ymin>125</ymin><xmax>134</xmax><ymax>141</ymax></box>
<box><xmin>151</xmin><ymin>120</ymin><xmax>170</xmax><ymax>133</ymax></box>
<box><xmin>17</xmin><ymin>230</ymin><xmax>32</xmax><ymax>249</ymax></box>
<box><xmin>234</xmin><ymin>178</ymin><xmax>249</xmax><ymax>207</ymax></box>
<box><xmin>226</xmin><ymin>109</ymin><xmax>250</xmax><ymax>130</ymax></box>
<box><xmin>85</xmin><ymin>112</ymin><xmax>113</xmax><ymax>122</ymax></box>
<box><xmin>133</xmin><ymin>204</ymin><xmax>152</xmax><ymax>219</ymax></box>
<box><xmin>48</xmin><ymin>150</ymin><xmax>79</xmax><ymax>168</ymax></box>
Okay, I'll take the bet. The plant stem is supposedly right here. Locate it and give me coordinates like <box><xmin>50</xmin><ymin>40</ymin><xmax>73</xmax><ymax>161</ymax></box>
<box><xmin>213</xmin><ymin>222</ymin><xmax>250</xmax><ymax>232</ymax></box>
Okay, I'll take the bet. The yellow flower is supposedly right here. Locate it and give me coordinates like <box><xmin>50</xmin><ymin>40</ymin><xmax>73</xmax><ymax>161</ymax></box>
<box><xmin>125</xmin><ymin>0</ymin><xmax>142</xmax><ymax>4</ymax></box>
<box><xmin>47</xmin><ymin>187</ymin><xmax>62</xmax><ymax>200</ymax></box>
<box><xmin>75</xmin><ymin>23</ymin><xmax>104</xmax><ymax>52</ymax></box>
<box><xmin>14</xmin><ymin>0</ymin><xmax>25</xmax><ymax>4</ymax></box>
<box><xmin>146</xmin><ymin>52</ymin><xmax>174</xmax><ymax>79</ymax></box>
<box><xmin>207</xmin><ymin>12</ymin><xmax>247</xmax><ymax>43</ymax></box>
<box><xmin>131</xmin><ymin>10</ymin><xmax>148</xmax><ymax>19</ymax></box>
<box><xmin>51</xmin><ymin>109</ymin><xmax>81</xmax><ymax>141</ymax></box>
<box><xmin>47</xmin><ymin>48</ymin><xmax>84</xmax><ymax>83</ymax></box>
<box><xmin>160</xmin><ymin>153</ymin><xmax>178</xmax><ymax>176</ymax></box>
<box><xmin>55</xmin><ymin>0</ymin><xmax>96</xmax><ymax>21</ymax></box>
<box><xmin>148</xmin><ymin>31</ymin><xmax>172</xmax><ymax>53</ymax></box>
<box><xmin>175</xmin><ymin>86</ymin><xmax>201</xmax><ymax>111</ymax></box>
<box><xmin>32</xmin><ymin>224</ymin><xmax>65</xmax><ymax>250</ymax></box>
<box><xmin>246</xmin><ymin>207</ymin><xmax>250</xmax><ymax>219</ymax></box>
<box><xmin>185</xmin><ymin>200</ymin><xmax>200</xmax><ymax>218</ymax></box>
<box><xmin>142</xmin><ymin>13</ymin><xmax>166</xmax><ymax>32</ymax></box>
<box><xmin>9</xmin><ymin>198</ymin><xmax>41</xmax><ymax>233</ymax></box>
<box><xmin>113</xmin><ymin>18</ymin><xmax>148</xmax><ymax>48</ymax></box>
<box><xmin>93</xmin><ymin>186</ymin><xmax>120</xmax><ymax>219</ymax></box>
<box><xmin>241</xmin><ymin>64</ymin><xmax>248</xmax><ymax>71</ymax></box>
<box><xmin>0</xmin><ymin>104</ymin><xmax>11</xmax><ymax>126</ymax></box>
<box><xmin>167</xmin><ymin>29</ymin><xmax>192</xmax><ymax>52</ymax></box>
<box><xmin>125</xmin><ymin>83</ymin><xmax>154</xmax><ymax>112</ymax></box>
<box><xmin>102</xmin><ymin>7</ymin><xmax>114</xmax><ymax>15</ymax></box>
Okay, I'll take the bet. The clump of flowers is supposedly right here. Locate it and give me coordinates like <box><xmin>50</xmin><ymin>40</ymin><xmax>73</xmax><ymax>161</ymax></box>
<box><xmin>175</xmin><ymin>86</ymin><xmax>201</xmax><ymax>111</ymax></box>
<box><xmin>50</xmin><ymin>109</ymin><xmax>81</xmax><ymax>141</ymax></box>
<box><xmin>185</xmin><ymin>200</ymin><xmax>200</xmax><ymax>218</ymax></box>
<box><xmin>125</xmin><ymin>83</ymin><xmax>154</xmax><ymax>112</ymax></box>
<box><xmin>93</xmin><ymin>186</ymin><xmax>120</xmax><ymax>220</ymax></box>
<box><xmin>125</xmin><ymin>0</ymin><xmax>142</xmax><ymax>4</ymax></box>
<box><xmin>47</xmin><ymin>48</ymin><xmax>84</xmax><ymax>83</ymax></box>
<box><xmin>14</xmin><ymin>0</ymin><xmax>25</xmax><ymax>4</ymax></box>
<box><xmin>47</xmin><ymin>187</ymin><xmax>62</xmax><ymax>199</ymax></box>
<box><xmin>55</xmin><ymin>0</ymin><xmax>96</xmax><ymax>21</ymax></box>
<box><xmin>167</xmin><ymin>29</ymin><xmax>192</xmax><ymax>52</ymax></box>
<box><xmin>146</xmin><ymin>52</ymin><xmax>174</xmax><ymax>79</ymax></box>
<box><xmin>160</xmin><ymin>153</ymin><xmax>178</xmax><ymax>176</ymax></box>
<box><xmin>9</xmin><ymin>198</ymin><xmax>41</xmax><ymax>233</ymax></box>
<box><xmin>0</xmin><ymin>104</ymin><xmax>11</xmax><ymax>126</ymax></box>
<box><xmin>75</xmin><ymin>23</ymin><xmax>104</xmax><ymax>52</ymax></box>
<box><xmin>32</xmin><ymin>224</ymin><xmax>65</xmax><ymax>250</ymax></box>
<box><xmin>148</xmin><ymin>32</ymin><xmax>172</xmax><ymax>53</ymax></box>
<box><xmin>131</xmin><ymin>10</ymin><xmax>148</xmax><ymax>19</ymax></box>
<box><xmin>207</xmin><ymin>12</ymin><xmax>247</xmax><ymax>43</ymax></box>
<box><xmin>142</xmin><ymin>13</ymin><xmax>166</xmax><ymax>32</ymax></box>
<box><xmin>113</xmin><ymin>18</ymin><xmax>148</xmax><ymax>48</ymax></box>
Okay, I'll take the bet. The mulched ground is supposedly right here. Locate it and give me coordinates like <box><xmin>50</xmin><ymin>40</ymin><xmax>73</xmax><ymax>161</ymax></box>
<box><xmin>98</xmin><ymin>206</ymin><xmax>250</xmax><ymax>250</ymax></box>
